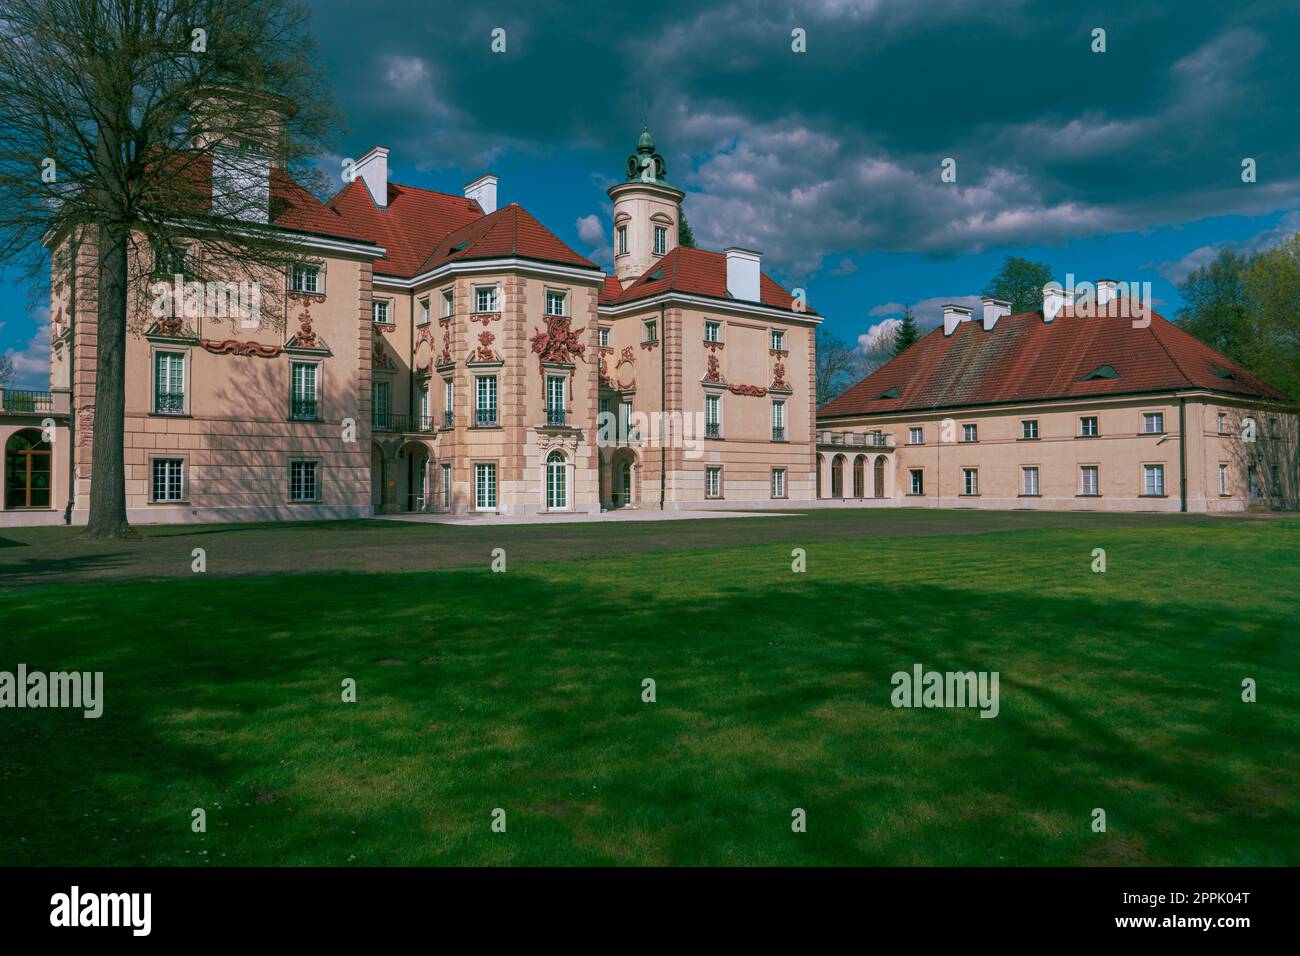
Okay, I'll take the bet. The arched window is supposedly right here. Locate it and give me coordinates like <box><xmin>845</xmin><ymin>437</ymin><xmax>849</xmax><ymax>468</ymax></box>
<box><xmin>853</xmin><ymin>456</ymin><xmax>865</xmax><ymax>498</ymax></box>
<box><xmin>831</xmin><ymin>454</ymin><xmax>845</xmax><ymax>498</ymax></box>
<box><xmin>816</xmin><ymin>454</ymin><xmax>823</xmax><ymax>498</ymax></box>
<box><xmin>546</xmin><ymin>450</ymin><xmax>568</xmax><ymax>510</ymax></box>
<box><xmin>5</xmin><ymin>429</ymin><xmax>51</xmax><ymax>509</ymax></box>
<box><xmin>874</xmin><ymin>456</ymin><xmax>887</xmax><ymax>498</ymax></box>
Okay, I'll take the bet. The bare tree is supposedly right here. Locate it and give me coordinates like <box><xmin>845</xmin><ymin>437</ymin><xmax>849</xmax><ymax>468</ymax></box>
<box><xmin>0</xmin><ymin>0</ymin><xmax>342</xmax><ymax>537</ymax></box>
<box><xmin>816</xmin><ymin>328</ymin><xmax>872</xmax><ymax>407</ymax></box>
<box><xmin>1224</xmin><ymin>407</ymin><xmax>1299</xmax><ymax>511</ymax></box>
<box><xmin>0</xmin><ymin>354</ymin><xmax>13</xmax><ymax>388</ymax></box>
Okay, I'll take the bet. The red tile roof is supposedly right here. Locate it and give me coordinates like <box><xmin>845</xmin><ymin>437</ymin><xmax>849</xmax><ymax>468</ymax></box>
<box><xmin>413</xmin><ymin>202</ymin><xmax>598</xmax><ymax>274</ymax></box>
<box><xmin>818</xmin><ymin>302</ymin><xmax>1292</xmax><ymax>418</ymax></box>
<box><xmin>600</xmin><ymin>246</ymin><xmax>815</xmax><ymax>315</ymax></box>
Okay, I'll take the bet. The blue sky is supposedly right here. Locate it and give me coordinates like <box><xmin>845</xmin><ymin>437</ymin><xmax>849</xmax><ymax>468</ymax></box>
<box><xmin>4</xmin><ymin>0</ymin><xmax>1299</xmax><ymax>386</ymax></box>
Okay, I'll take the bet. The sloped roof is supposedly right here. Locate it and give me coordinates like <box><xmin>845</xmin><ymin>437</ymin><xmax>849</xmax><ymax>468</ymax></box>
<box><xmin>324</xmin><ymin>180</ymin><xmax>486</xmax><ymax>276</ymax></box>
<box><xmin>818</xmin><ymin>302</ymin><xmax>1291</xmax><ymax>418</ymax></box>
<box><xmin>413</xmin><ymin>202</ymin><xmax>598</xmax><ymax>274</ymax></box>
<box><xmin>600</xmin><ymin>246</ymin><xmax>815</xmax><ymax>315</ymax></box>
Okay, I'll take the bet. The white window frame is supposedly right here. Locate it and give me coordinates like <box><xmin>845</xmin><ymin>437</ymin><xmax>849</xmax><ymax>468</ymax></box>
<box><xmin>653</xmin><ymin>225</ymin><xmax>667</xmax><ymax>256</ymax></box>
<box><xmin>1143</xmin><ymin>412</ymin><xmax>1164</xmax><ymax>434</ymax></box>
<box><xmin>441</xmin><ymin>463</ymin><xmax>453</xmax><ymax>511</ymax></box>
<box><xmin>962</xmin><ymin>423</ymin><xmax>978</xmax><ymax>443</ymax></box>
<box><xmin>910</xmin><ymin>469</ymin><xmax>924</xmax><ymax>495</ymax></box>
<box><xmin>1143</xmin><ymin>463</ymin><xmax>1165</xmax><ymax>496</ymax></box>
<box><xmin>545</xmin><ymin>289</ymin><xmax>568</xmax><ymax>317</ymax></box>
<box><xmin>1021</xmin><ymin>419</ymin><xmax>1038</xmax><ymax>440</ymax></box>
<box><xmin>642</xmin><ymin>319</ymin><xmax>658</xmax><ymax>343</ymax></box>
<box><xmin>150</xmin><ymin>457</ymin><xmax>185</xmax><ymax>503</ymax></box>
<box><xmin>474</xmin><ymin>462</ymin><xmax>497</xmax><ymax>511</ymax></box>
<box><xmin>442</xmin><ymin>289</ymin><xmax>455</xmax><ymax>317</ymax></box>
<box><xmin>1079</xmin><ymin>415</ymin><xmax>1099</xmax><ymax>437</ymax></box>
<box><xmin>372</xmin><ymin>298</ymin><xmax>391</xmax><ymax>325</ymax></box>
<box><xmin>770</xmin><ymin>329</ymin><xmax>785</xmax><ymax>352</ymax></box>
<box><xmin>152</xmin><ymin>349</ymin><xmax>187</xmax><ymax>416</ymax></box>
<box><xmin>290</xmin><ymin>360</ymin><xmax>320</xmax><ymax>420</ymax></box>
<box><xmin>289</xmin><ymin>459</ymin><xmax>320</xmax><ymax>503</ymax></box>
<box><xmin>704</xmin><ymin>320</ymin><xmax>721</xmax><ymax>343</ymax></box>
<box><xmin>1217</xmin><ymin>412</ymin><xmax>1227</xmax><ymax>434</ymax></box>
<box><xmin>598</xmin><ymin>326</ymin><xmax>611</xmax><ymax>348</ymax></box>
<box><xmin>771</xmin><ymin>468</ymin><xmax>786</xmax><ymax>499</ymax></box>
<box><xmin>1080</xmin><ymin>465</ymin><xmax>1099</xmax><ymax>496</ymax></box>
<box><xmin>616</xmin><ymin>225</ymin><xmax>628</xmax><ymax>256</ymax></box>
<box><xmin>291</xmin><ymin>263</ymin><xmax>321</xmax><ymax>295</ymax></box>
<box><xmin>1022</xmin><ymin>466</ymin><xmax>1039</xmax><ymax>496</ymax></box>
<box><xmin>545</xmin><ymin>451</ymin><xmax>568</xmax><ymax>511</ymax></box>
<box><xmin>474</xmin><ymin>285</ymin><xmax>499</xmax><ymax>314</ymax></box>
<box><xmin>706</xmin><ymin>466</ymin><xmax>722</xmax><ymax>499</ymax></box>
<box><xmin>771</xmin><ymin>400</ymin><xmax>785</xmax><ymax>440</ymax></box>
<box><xmin>1219</xmin><ymin>462</ymin><xmax>1228</xmax><ymax>496</ymax></box>
<box><xmin>962</xmin><ymin>468</ymin><xmax>979</xmax><ymax>496</ymax></box>
<box><xmin>417</xmin><ymin>297</ymin><xmax>430</xmax><ymax>325</ymax></box>
<box><xmin>475</xmin><ymin>375</ymin><xmax>498</xmax><ymax>426</ymax></box>
<box><xmin>908</xmin><ymin>426</ymin><xmax>923</xmax><ymax>445</ymax></box>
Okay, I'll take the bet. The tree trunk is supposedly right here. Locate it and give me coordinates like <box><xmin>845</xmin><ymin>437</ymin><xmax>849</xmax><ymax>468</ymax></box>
<box><xmin>83</xmin><ymin>227</ymin><xmax>131</xmax><ymax>539</ymax></box>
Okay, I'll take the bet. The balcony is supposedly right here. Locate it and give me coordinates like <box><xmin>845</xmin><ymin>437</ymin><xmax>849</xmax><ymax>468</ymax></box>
<box><xmin>474</xmin><ymin>408</ymin><xmax>498</xmax><ymax>428</ymax></box>
<box><xmin>816</xmin><ymin>430</ymin><xmax>895</xmax><ymax>450</ymax></box>
<box><xmin>1</xmin><ymin>388</ymin><xmax>61</xmax><ymax>415</ymax></box>
<box><xmin>545</xmin><ymin>407</ymin><xmax>566</xmax><ymax>427</ymax></box>
<box><xmin>372</xmin><ymin>412</ymin><xmax>435</xmax><ymax>434</ymax></box>
<box><xmin>706</xmin><ymin>422</ymin><xmax>721</xmax><ymax>439</ymax></box>
<box><xmin>154</xmin><ymin>390</ymin><xmax>185</xmax><ymax>415</ymax></box>
<box><xmin>771</xmin><ymin>426</ymin><xmax>786</xmax><ymax>442</ymax></box>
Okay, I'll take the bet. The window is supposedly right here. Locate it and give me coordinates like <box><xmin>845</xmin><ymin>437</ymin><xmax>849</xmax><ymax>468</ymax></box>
<box><xmin>908</xmin><ymin>427</ymin><xmax>923</xmax><ymax>445</ymax></box>
<box><xmin>830</xmin><ymin>455</ymin><xmax>845</xmax><ymax>497</ymax></box>
<box><xmin>474</xmin><ymin>286</ymin><xmax>499</xmax><ymax>313</ymax></box>
<box><xmin>704</xmin><ymin>320</ymin><xmax>721</xmax><ymax>343</ymax></box>
<box><xmin>442</xmin><ymin>378</ymin><xmax>454</xmax><ymax>428</ymax></box>
<box><xmin>962</xmin><ymin>468</ymin><xmax>978</xmax><ymax>496</ymax></box>
<box><xmin>771</xmin><ymin>401</ymin><xmax>786</xmax><ymax>442</ymax></box>
<box><xmin>291</xmin><ymin>264</ymin><xmax>319</xmax><ymax>294</ymax></box>
<box><xmin>910</xmin><ymin>469</ymin><xmax>924</xmax><ymax>495</ymax></box>
<box><xmin>770</xmin><ymin>329</ymin><xmax>785</xmax><ymax>352</ymax></box>
<box><xmin>642</xmin><ymin>319</ymin><xmax>658</xmax><ymax>344</ymax></box>
<box><xmin>705</xmin><ymin>394</ymin><xmax>721</xmax><ymax>438</ymax></box>
<box><xmin>653</xmin><ymin>225</ymin><xmax>667</xmax><ymax>256</ymax></box>
<box><xmin>153</xmin><ymin>243</ymin><xmax>187</xmax><ymax>277</ymax></box>
<box><xmin>545</xmin><ymin>290</ymin><xmax>567</xmax><ymax>317</ymax></box>
<box><xmin>441</xmin><ymin>463</ymin><xmax>452</xmax><ymax>511</ymax></box>
<box><xmin>1143</xmin><ymin>412</ymin><xmax>1164</xmax><ymax>434</ymax></box>
<box><xmin>962</xmin><ymin>423</ymin><xmax>978</xmax><ymax>443</ymax></box>
<box><xmin>154</xmin><ymin>351</ymin><xmax>185</xmax><ymax>415</ymax></box>
<box><xmin>1021</xmin><ymin>420</ymin><xmax>1038</xmax><ymax>440</ymax></box>
<box><xmin>1022</xmin><ymin>466</ymin><xmax>1039</xmax><ymax>496</ymax></box>
<box><xmin>475</xmin><ymin>375</ymin><xmax>498</xmax><ymax>426</ymax></box>
<box><xmin>1079</xmin><ymin>416</ymin><xmax>1098</xmax><ymax>437</ymax></box>
<box><xmin>1217</xmin><ymin>412</ymin><xmax>1227</xmax><ymax>434</ymax></box>
<box><xmin>1080</xmin><ymin>465</ymin><xmax>1099</xmax><ymax>496</ymax></box>
<box><xmin>371</xmin><ymin>380</ymin><xmax>390</xmax><ymax>429</ymax></box>
<box><xmin>546</xmin><ymin>451</ymin><xmax>567</xmax><ymax>510</ymax></box>
<box><xmin>1219</xmin><ymin>463</ymin><xmax>1228</xmax><ymax>496</ymax></box>
<box><xmin>418</xmin><ymin>297</ymin><xmax>430</xmax><ymax>325</ymax></box>
<box><xmin>771</xmin><ymin>468</ymin><xmax>786</xmax><ymax>499</ymax></box>
<box><xmin>474</xmin><ymin>463</ymin><xmax>497</xmax><ymax>511</ymax></box>
<box><xmin>598</xmin><ymin>327</ymin><xmax>610</xmax><ymax>348</ymax></box>
<box><xmin>419</xmin><ymin>386</ymin><xmax>430</xmax><ymax>429</ymax></box>
<box><xmin>289</xmin><ymin>460</ymin><xmax>318</xmax><ymax>502</ymax></box>
<box><xmin>616</xmin><ymin>225</ymin><xmax>628</xmax><ymax>256</ymax></box>
<box><xmin>1143</xmin><ymin>464</ymin><xmax>1165</xmax><ymax>496</ymax></box>
<box><xmin>290</xmin><ymin>362</ymin><xmax>319</xmax><ymax>420</ymax></box>
<box><xmin>620</xmin><ymin>400</ymin><xmax>634</xmax><ymax>442</ymax></box>
<box><xmin>442</xmin><ymin>289</ymin><xmax>455</xmax><ymax>317</ymax></box>
<box><xmin>372</xmin><ymin>299</ymin><xmax>390</xmax><ymax>324</ymax></box>
<box><xmin>853</xmin><ymin>456</ymin><xmax>865</xmax><ymax>498</ymax></box>
<box><xmin>151</xmin><ymin>458</ymin><xmax>184</xmax><ymax>502</ymax></box>
<box><xmin>1269</xmin><ymin>417</ymin><xmax>1280</xmax><ymax>439</ymax></box>
<box><xmin>546</xmin><ymin>375</ymin><xmax>565</xmax><ymax>426</ymax></box>
<box><xmin>706</xmin><ymin>466</ymin><xmax>722</xmax><ymax>499</ymax></box>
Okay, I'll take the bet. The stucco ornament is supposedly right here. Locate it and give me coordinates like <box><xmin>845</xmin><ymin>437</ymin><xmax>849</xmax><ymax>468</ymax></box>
<box><xmin>529</xmin><ymin>315</ymin><xmax>586</xmax><ymax>370</ymax></box>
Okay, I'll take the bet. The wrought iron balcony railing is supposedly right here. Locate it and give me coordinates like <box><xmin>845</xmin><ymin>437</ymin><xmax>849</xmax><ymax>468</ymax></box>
<box><xmin>771</xmin><ymin>427</ymin><xmax>786</xmax><ymax>442</ymax></box>
<box><xmin>706</xmin><ymin>422</ymin><xmax>721</xmax><ymax>439</ymax></box>
<box><xmin>546</xmin><ymin>407</ymin><xmax>566</xmax><ymax>427</ymax></box>
<box><xmin>290</xmin><ymin>398</ymin><xmax>319</xmax><ymax>421</ymax></box>
<box><xmin>474</xmin><ymin>408</ymin><xmax>498</xmax><ymax>428</ymax></box>
<box><xmin>154</xmin><ymin>390</ymin><xmax>185</xmax><ymax>415</ymax></box>
<box><xmin>443</xmin><ymin>410</ymin><xmax>454</xmax><ymax>429</ymax></box>
<box><xmin>372</xmin><ymin>412</ymin><xmax>435</xmax><ymax>433</ymax></box>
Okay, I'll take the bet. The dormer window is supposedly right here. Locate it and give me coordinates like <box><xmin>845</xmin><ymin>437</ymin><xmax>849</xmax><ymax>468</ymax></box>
<box><xmin>653</xmin><ymin>225</ymin><xmax>667</xmax><ymax>256</ymax></box>
<box><xmin>545</xmin><ymin>289</ymin><xmax>567</xmax><ymax>317</ymax></box>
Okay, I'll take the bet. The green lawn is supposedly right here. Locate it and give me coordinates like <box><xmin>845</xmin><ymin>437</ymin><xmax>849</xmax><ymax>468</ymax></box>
<box><xmin>0</xmin><ymin>513</ymin><xmax>1296</xmax><ymax>865</ymax></box>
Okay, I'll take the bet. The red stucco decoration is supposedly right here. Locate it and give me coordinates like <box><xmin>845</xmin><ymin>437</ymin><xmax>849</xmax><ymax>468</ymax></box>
<box><xmin>529</xmin><ymin>315</ymin><xmax>586</xmax><ymax>370</ymax></box>
<box><xmin>200</xmin><ymin>338</ymin><xmax>281</xmax><ymax>358</ymax></box>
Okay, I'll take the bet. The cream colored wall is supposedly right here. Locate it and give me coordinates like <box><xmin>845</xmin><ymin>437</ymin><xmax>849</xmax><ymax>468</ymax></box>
<box><xmin>816</xmin><ymin>393</ymin><xmax>1276</xmax><ymax>512</ymax></box>
<box><xmin>610</xmin><ymin>186</ymin><xmax>679</xmax><ymax>284</ymax></box>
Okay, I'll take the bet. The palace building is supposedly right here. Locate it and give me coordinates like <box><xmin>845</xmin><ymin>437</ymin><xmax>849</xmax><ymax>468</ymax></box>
<box><xmin>815</xmin><ymin>284</ymin><xmax>1295</xmax><ymax>512</ymax></box>
<box><xmin>1</xmin><ymin>130</ymin><xmax>820</xmax><ymax>525</ymax></box>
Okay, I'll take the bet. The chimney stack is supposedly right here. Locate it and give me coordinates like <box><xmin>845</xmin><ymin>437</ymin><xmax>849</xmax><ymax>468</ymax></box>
<box><xmin>981</xmin><ymin>298</ymin><xmax>1011</xmax><ymax>332</ymax></box>
<box><xmin>353</xmin><ymin>146</ymin><xmax>389</xmax><ymax>209</ymax></box>
<box><xmin>465</xmin><ymin>173</ymin><xmax>498</xmax><ymax>215</ymax></box>
<box><xmin>725</xmin><ymin>248</ymin><xmax>762</xmax><ymax>302</ymax></box>
<box><xmin>943</xmin><ymin>304</ymin><xmax>973</xmax><ymax>336</ymax></box>
<box><xmin>1042</xmin><ymin>282</ymin><xmax>1065</xmax><ymax>323</ymax></box>
<box><xmin>1096</xmin><ymin>278</ymin><xmax>1118</xmax><ymax>312</ymax></box>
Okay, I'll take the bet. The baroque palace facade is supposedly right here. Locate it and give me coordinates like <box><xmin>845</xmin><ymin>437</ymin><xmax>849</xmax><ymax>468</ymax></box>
<box><xmin>0</xmin><ymin>130</ymin><xmax>820</xmax><ymax>525</ymax></box>
<box><xmin>815</xmin><ymin>285</ymin><xmax>1295</xmax><ymax>512</ymax></box>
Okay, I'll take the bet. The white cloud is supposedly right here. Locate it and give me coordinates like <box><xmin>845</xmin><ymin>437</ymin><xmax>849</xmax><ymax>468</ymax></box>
<box><xmin>1153</xmin><ymin>209</ymin><xmax>1300</xmax><ymax>283</ymax></box>
<box><xmin>576</xmin><ymin>213</ymin><xmax>613</xmax><ymax>268</ymax></box>
<box><xmin>868</xmin><ymin>295</ymin><xmax>982</xmax><ymax>330</ymax></box>
<box><xmin>3</xmin><ymin>306</ymin><xmax>50</xmax><ymax>388</ymax></box>
<box><xmin>857</xmin><ymin>318</ymin><xmax>900</xmax><ymax>354</ymax></box>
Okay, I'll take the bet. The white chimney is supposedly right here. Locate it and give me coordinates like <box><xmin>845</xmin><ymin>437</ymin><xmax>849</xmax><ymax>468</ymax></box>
<box><xmin>1096</xmin><ymin>278</ymin><xmax>1118</xmax><ymax>312</ymax></box>
<box><xmin>981</xmin><ymin>298</ymin><xmax>1011</xmax><ymax>332</ymax></box>
<box><xmin>943</xmin><ymin>304</ymin><xmax>972</xmax><ymax>336</ymax></box>
<box><xmin>465</xmin><ymin>173</ymin><xmax>498</xmax><ymax>215</ymax></box>
<box><xmin>1042</xmin><ymin>282</ymin><xmax>1065</xmax><ymax>323</ymax></box>
<box><xmin>211</xmin><ymin>145</ymin><xmax>269</xmax><ymax>223</ymax></box>
<box><xmin>725</xmin><ymin>247</ymin><xmax>762</xmax><ymax>302</ymax></box>
<box><xmin>354</xmin><ymin>146</ymin><xmax>389</xmax><ymax>209</ymax></box>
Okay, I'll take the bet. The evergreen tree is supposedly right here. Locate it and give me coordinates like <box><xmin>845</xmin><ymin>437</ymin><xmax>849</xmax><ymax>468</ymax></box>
<box><xmin>678</xmin><ymin>213</ymin><xmax>696</xmax><ymax>248</ymax></box>
<box><xmin>893</xmin><ymin>306</ymin><xmax>920</xmax><ymax>355</ymax></box>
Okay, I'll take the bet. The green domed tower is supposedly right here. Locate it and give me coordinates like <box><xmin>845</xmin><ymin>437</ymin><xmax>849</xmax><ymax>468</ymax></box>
<box><xmin>609</xmin><ymin>127</ymin><xmax>685</xmax><ymax>285</ymax></box>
